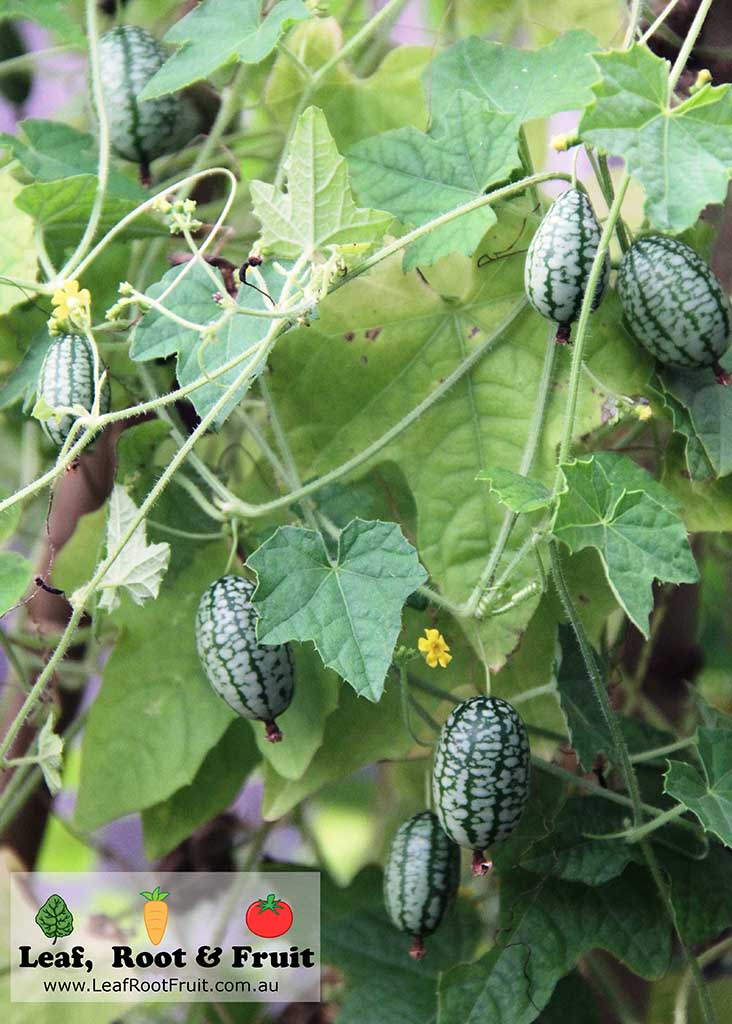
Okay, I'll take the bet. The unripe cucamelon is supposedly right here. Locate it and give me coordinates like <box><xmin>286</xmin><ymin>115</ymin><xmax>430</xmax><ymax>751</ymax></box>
<box><xmin>98</xmin><ymin>25</ymin><xmax>199</xmax><ymax>181</ymax></box>
<box><xmin>433</xmin><ymin>695</ymin><xmax>530</xmax><ymax>875</ymax></box>
<box><xmin>524</xmin><ymin>188</ymin><xmax>610</xmax><ymax>342</ymax></box>
<box><xmin>383</xmin><ymin>810</ymin><xmax>460</xmax><ymax>960</ymax></box>
<box><xmin>36</xmin><ymin>333</ymin><xmax>111</xmax><ymax>447</ymax></box>
<box><xmin>617</xmin><ymin>235</ymin><xmax>732</xmax><ymax>380</ymax></box>
<box><xmin>195</xmin><ymin>575</ymin><xmax>294</xmax><ymax>742</ymax></box>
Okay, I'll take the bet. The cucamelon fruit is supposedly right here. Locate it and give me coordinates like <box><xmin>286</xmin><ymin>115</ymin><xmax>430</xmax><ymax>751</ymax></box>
<box><xmin>617</xmin><ymin>235</ymin><xmax>732</xmax><ymax>381</ymax></box>
<box><xmin>98</xmin><ymin>25</ymin><xmax>199</xmax><ymax>182</ymax></box>
<box><xmin>36</xmin><ymin>333</ymin><xmax>111</xmax><ymax>447</ymax></box>
<box><xmin>433</xmin><ymin>695</ymin><xmax>530</xmax><ymax>875</ymax></box>
<box><xmin>383</xmin><ymin>810</ymin><xmax>460</xmax><ymax>959</ymax></box>
<box><xmin>195</xmin><ymin>575</ymin><xmax>294</xmax><ymax>742</ymax></box>
<box><xmin>524</xmin><ymin>187</ymin><xmax>610</xmax><ymax>343</ymax></box>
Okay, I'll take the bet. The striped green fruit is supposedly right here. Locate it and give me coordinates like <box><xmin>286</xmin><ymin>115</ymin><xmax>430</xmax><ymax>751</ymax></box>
<box><xmin>195</xmin><ymin>575</ymin><xmax>294</xmax><ymax>742</ymax></box>
<box><xmin>617</xmin><ymin>236</ymin><xmax>732</xmax><ymax>377</ymax></box>
<box><xmin>36</xmin><ymin>334</ymin><xmax>111</xmax><ymax>447</ymax></box>
<box><xmin>383</xmin><ymin>810</ymin><xmax>460</xmax><ymax>959</ymax></box>
<box><xmin>98</xmin><ymin>25</ymin><xmax>198</xmax><ymax>179</ymax></box>
<box><xmin>433</xmin><ymin>696</ymin><xmax>530</xmax><ymax>875</ymax></box>
<box><xmin>524</xmin><ymin>188</ymin><xmax>610</xmax><ymax>342</ymax></box>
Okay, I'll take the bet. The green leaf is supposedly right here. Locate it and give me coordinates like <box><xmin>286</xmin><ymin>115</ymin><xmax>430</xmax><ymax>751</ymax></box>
<box><xmin>323</xmin><ymin>866</ymin><xmax>481</xmax><ymax>1024</ymax></box>
<box><xmin>261</xmin><ymin>680</ymin><xmax>411</xmax><ymax>819</ymax></box>
<box><xmin>1</xmin><ymin>3</ymin><xmax>84</xmax><ymax>44</ymax></box>
<box><xmin>429</xmin><ymin>31</ymin><xmax>600</xmax><ymax>123</ymax></box>
<box><xmin>87</xmin><ymin>486</ymin><xmax>171</xmax><ymax>614</ymax></box>
<box><xmin>142</xmin><ymin>719</ymin><xmax>258</xmax><ymax>859</ymax></box>
<box><xmin>664</xmin><ymin>727</ymin><xmax>732</xmax><ymax>847</ymax></box>
<box><xmin>580</xmin><ymin>45</ymin><xmax>732</xmax><ymax>233</ymax></box>
<box><xmin>0</xmin><ymin>551</ymin><xmax>32</xmax><ymax>615</ymax></box>
<box><xmin>129</xmin><ymin>262</ymin><xmax>275</xmax><ymax>426</ymax></box>
<box><xmin>251</xmin><ymin>106</ymin><xmax>391</xmax><ymax>260</ymax></box>
<box><xmin>16</xmin><ymin>174</ymin><xmax>164</xmax><ymax>246</ymax></box>
<box><xmin>554</xmin><ymin>625</ymin><xmax>613</xmax><ymax>772</ymax></box>
<box><xmin>0</xmin><ymin>169</ymin><xmax>37</xmax><ymax>317</ymax></box>
<box><xmin>35</xmin><ymin>894</ymin><xmax>74</xmax><ymax>944</ymax></box>
<box><xmin>660</xmin><ymin>364</ymin><xmax>732</xmax><ymax>479</ymax></box>
<box><xmin>663</xmin><ymin>842</ymin><xmax>732</xmax><ymax>945</ymax></box>
<box><xmin>520</xmin><ymin>796</ymin><xmax>633</xmax><ymax>885</ymax></box>
<box><xmin>348</xmin><ymin>91</ymin><xmax>520</xmax><ymax>269</ymax></box>
<box><xmin>438</xmin><ymin>866</ymin><xmax>669</xmax><ymax>1024</ymax></box>
<box><xmin>553</xmin><ymin>452</ymin><xmax>699</xmax><ymax>636</ymax></box>
<box><xmin>0</xmin><ymin>330</ymin><xmax>52</xmax><ymax>412</ymax></box>
<box><xmin>651</xmin><ymin>374</ymin><xmax>717</xmax><ymax>483</ymax></box>
<box><xmin>248</xmin><ymin>518</ymin><xmax>426</xmax><ymax>701</ymax></box>
<box><xmin>0</xmin><ymin>120</ymin><xmax>144</xmax><ymax>196</ymax></box>
<box><xmin>477</xmin><ymin>466</ymin><xmax>553</xmax><ymax>513</ymax></box>
<box><xmin>140</xmin><ymin>0</ymin><xmax>311</xmax><ymax>99</ymax></box>
<box><xmin>75</xmin><ymin>544</ymin><xmax>235</xmax><ymax>832</ymax></box>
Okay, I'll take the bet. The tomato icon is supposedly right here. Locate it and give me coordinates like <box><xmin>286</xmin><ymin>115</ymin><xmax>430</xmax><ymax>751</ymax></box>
<box><xmin>245</xmin><ymin>893</ymin><xmax>294</xmax><ymax>938</ymax></box>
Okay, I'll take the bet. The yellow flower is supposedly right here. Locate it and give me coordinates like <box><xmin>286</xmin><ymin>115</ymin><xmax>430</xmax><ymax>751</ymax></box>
<box><xmin>418</xmin><ymin>628</ymin><xmax>452</xmax><ymax>669</ymax></box>
<box><xmin>51</xmin><ymin>280</ymin><xmax>91</xmax><ymax>325</ymax></box>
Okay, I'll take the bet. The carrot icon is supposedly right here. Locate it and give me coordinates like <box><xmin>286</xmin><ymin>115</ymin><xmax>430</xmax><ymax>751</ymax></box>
<box><xmin>140</xmin><ymin>886</ymin><xmax>169</xmax><ymax>945</ymax></box>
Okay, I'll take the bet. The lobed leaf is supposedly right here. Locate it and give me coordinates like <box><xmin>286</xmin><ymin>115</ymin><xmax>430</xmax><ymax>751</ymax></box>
<box><xmin>140</xmin><ymin>0</ymin><xmax>311</xmax><ymax>99</ymax></box>
<box><xmin>248</xmin><ymin>518</ymin><xmax>427</xmax><ymax>701</ymax></box>
<box><xmin>580</xmin><ymin>45</ymin><xmax>732</xmax><ymax>232</ymax></box>
<box><xmin>91</xmin><ymin>486</ymin><xmax>171</xmax><ymax>614</ymax></box>
<box><xmin>251</xmin><ymin>106</ymin><xmax>392</xmax><ymax>261</ymax></box>
<box><xmin>429</xmin><ymin>31</ymin><xmax>600</xmax><ymax>123</ymax></box>
<box><xmin>348</xmin><ymin>91</ymin><xmax>520</xmax><ymax>269</ymax></box>
<box><xmin>664</xmin><ymin>727</ymin><xmax>732</xmax><ymax>848</ymax></box>
<box><xmin>553</xmin><ymin>452</ymin><xmax>698</xmax><ymax>636</ymax></box>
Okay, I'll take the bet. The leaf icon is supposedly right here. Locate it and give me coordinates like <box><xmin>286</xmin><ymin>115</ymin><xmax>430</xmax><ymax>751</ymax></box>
<box><xmin>35</xmin><ymin>894</ymin><xmax>74</xmax><ymax>944</ymax></box>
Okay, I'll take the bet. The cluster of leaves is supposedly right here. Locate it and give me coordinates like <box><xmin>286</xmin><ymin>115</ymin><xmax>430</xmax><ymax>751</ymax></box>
<box><xmin>3</xmin><ymin>1</ymin><xmax>732</xmax><ymax>1022</ymax></box>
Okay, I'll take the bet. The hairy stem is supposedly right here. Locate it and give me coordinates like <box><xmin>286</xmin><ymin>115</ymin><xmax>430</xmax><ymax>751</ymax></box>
<box><xmin>463</xmin><ymin>328</ymin><xmax>557</xmax><ymax>617</ymax></box>
<box><xmin>668</xmin><ymin>0</ymin><xmax>714</xmax><ymax>93</ymax></box>
<box><xmin>643</xmin><ymin>837</ymin><xmax>717</xmax><ymax>1024</ymax></box>
<box><xmin>550</xmin><ymin>540</ymin><xmax>643</xmax><ymax>825</ymax></box>
<box><xmin>60</xmin><ymin>0</ymin><xmax>110</xmax><ymax>281</ymax></box>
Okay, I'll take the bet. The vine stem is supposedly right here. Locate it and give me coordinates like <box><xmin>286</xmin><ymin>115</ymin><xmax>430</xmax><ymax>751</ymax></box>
<box><xmin>556</xmin><ymin>169</ymin><xmax>631</xmax><ymax>471</ymax></box>
<box><xmin>668</xmin><ymin>0</ymin><xmax>714</xmax><ymax>94</ymax></box>
<box><xmin>675</xmin><ymin>934</ymin><xmax>732</xmax><ymax>1024</ymax></box>
<box><xmin>630</xmin><ymin>736</ymin><xmax>695</xmax><ymax>763</ymax></box>
<box><xmin>623</xmin><ymin>0</ymin><xmax>643</xmax><ymax>47</ymax></box>
<box><xmin>639</xmin><ymin>0</ymin><xmax>685</xmax><ymax>45</ymax></box>
<box><xmin>333</xmin><ymin>172</ymin><xmax>572</xmax><ymax>296</ymax></box>
<box><xmin>549</xmin><ymin>540</ymin><xmax>643</xmax><ymax>825</ymax></box>
<box><xmin>60</xmin><ymin>0</ymin><xmax>110</xmax><ymax>281</ymax></box>
<box><xmin>594</xmin><ymin>803</ymin><xmax>689</xmax><ymax>844</ymax></box>
<box><xmin>532</xmin><ymin>757</ymin><xmax>698</xmax><ymax>834</ymax></box>
<box><xmin>462</xmin><ymin>327</ymin><xmax>557</xmax><ymax>618</ymax></box>
<box><xmin>643</xmin><ymin>836</ymin><xmax>717</xmax><ymax>1024</ymax></box>
<box><xmin>218</xmin><ymin>298</ymin><xmax>529</xmax><ymax>519</ymax></box>
<box><xmin>272</xmin><ymin>0</ymin><xmax>405</xmax><ymax>189</ymax></box>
